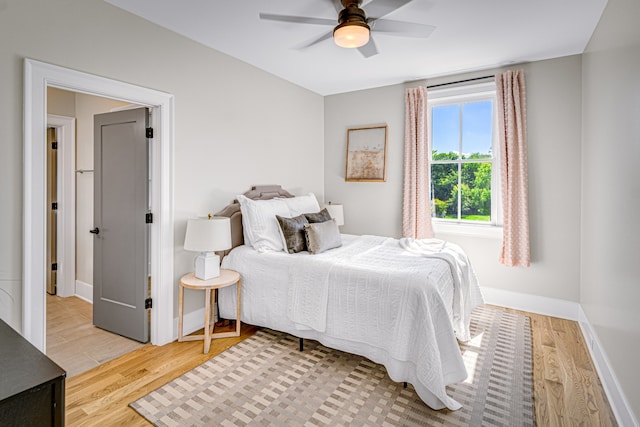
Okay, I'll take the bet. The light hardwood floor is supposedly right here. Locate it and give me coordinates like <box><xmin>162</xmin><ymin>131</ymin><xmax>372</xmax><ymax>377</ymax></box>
<box><xmin>64</xmin><ymin>306</ymin><xmax>617</xmax><ymax>426</ymax></box>
<box><xmin>47</xmin><ymin>294</ymin><xmax>145</xmax><ymax>378</ymax></box>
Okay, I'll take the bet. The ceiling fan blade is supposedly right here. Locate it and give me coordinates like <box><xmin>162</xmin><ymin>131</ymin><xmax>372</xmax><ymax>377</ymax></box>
<box><xmin>364</xmin><ymin>0</ymin><xmax>413</xmax><ymax>19</ymax></box>
<box><xmin>370</xmin><ymin>18</ymin><xmax>435</xmax><ymax>38</ymax></box>
<box><xmin>259</xmin><ymin>13</ymin><xmax>335</xmax><ymax>26</ymax></box>
<box><xmin>358</xmin><ymin>37</ymin><xmax>379</xmax><ymax>58</ymax></box>
<box><xmin>297</xmin><ymin>30</ymin><xmax>334</xmax><ymax>49</ymax></box>
<box><xmin>329</xmin><ymin>0</ymin><xmax>343</xmax><ymax>13</ymax></box>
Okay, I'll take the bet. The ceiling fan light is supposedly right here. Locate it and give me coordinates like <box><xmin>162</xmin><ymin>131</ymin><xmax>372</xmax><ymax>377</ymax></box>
<box><xmin>334</xmin><ymin>22</ymin><xmax>370</xmax><ymax>48</ymax></box>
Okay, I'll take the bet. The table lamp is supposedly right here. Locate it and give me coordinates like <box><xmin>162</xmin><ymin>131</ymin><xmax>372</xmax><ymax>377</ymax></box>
<box><xmin>324</xmin><ymin>202</ymin><xmax>345</xmax><ymax>227</ymax></box>
<box><xmin>184</xmin><ymin>216</ymin><xmax>231</xmax><ymax>280</ymax></box>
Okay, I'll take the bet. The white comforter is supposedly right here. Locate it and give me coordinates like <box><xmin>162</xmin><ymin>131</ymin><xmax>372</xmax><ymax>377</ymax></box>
<box><xmin>219</xmin><ymin>234</ymin><xmax>484</xmax><ymax>410</ymax></box>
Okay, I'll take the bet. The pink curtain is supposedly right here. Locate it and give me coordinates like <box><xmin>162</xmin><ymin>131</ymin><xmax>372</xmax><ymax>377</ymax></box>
<box><xmin>496</xmin><ymin>70</ymin><xmax>530</xmax><ymax>267</ymax></box>
<box><xmin>402</xmin><ymin>87</ymin><xmax>434</xmax><ymax>239</ymax></box>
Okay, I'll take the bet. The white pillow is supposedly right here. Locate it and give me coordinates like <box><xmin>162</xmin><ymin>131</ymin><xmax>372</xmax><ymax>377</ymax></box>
<box><xmin>237</xmin><ymin>195</ymin><xmax>291</xmax><ymax>252</ymax></box>
<box><xmin>279</xmin><ymin>193</ymin><xmax>320</xmax><ymax>217</ymax></box>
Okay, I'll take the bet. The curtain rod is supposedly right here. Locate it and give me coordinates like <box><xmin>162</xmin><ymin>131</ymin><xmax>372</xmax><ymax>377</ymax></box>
<box><xmin>426</xmin><ymin>75</ymin><xmax>495</xmax><ymax>89</ymax></box>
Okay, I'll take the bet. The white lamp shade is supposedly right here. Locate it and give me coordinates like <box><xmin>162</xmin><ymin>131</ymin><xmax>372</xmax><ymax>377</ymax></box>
<box><xmin>324</xmin><ymin>203</ymin><xmax>345</xmax><ymax>226</ymax></box>
<box><xmin>184</xmin><ymin>217</ymin><xmax>232</xmax><ymax>253</ymax></box>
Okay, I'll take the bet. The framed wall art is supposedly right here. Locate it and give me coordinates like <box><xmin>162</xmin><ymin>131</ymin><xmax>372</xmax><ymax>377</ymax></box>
<box><xmin>344</xmin><ymin>125</ymin><xmax>388</xmax><ymax>182</ymax></box>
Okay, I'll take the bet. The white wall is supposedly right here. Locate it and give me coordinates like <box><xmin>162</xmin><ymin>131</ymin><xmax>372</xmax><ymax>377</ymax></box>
<box><xmin>325</xmin><ymin>84</ymin><xmax>404</xmax><ymax>237</ymax></box>
<box><xmin>581</xmin><ymin>0</ymin><xmax>640</xmax><ymax>420</ymax></box>
<box><xmin>47</xmin><ymin>87</ymin><xmax>76</xmax><ymax>117</ymax></box>
<box><xmin>325</xmin><ymin>55</ymin><xmax>583</xmax><ymax>302</ymax></box>
<box><xmin>0</xmin><ymin>0</ymin><xmax>324</xmax><ymax>330</ymax></box>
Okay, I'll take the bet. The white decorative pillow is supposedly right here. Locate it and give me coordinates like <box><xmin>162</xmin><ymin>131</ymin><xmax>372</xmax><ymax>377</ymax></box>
<box><xmin>279</xmin><ymin>193</ymin><xmax>321</xmax><ymax>217</ymax></box>
<box><xmin>304</xmin><ymin>219</ymin><xmax>342</xmax><ymax>255</ymax></box>
<box><xmin>237</xmin><ymin>195</ymin><xmax>291</xmax><ymax>252</ymax></box>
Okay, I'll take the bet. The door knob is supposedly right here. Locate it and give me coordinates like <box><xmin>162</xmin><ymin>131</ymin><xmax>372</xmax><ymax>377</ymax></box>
<box><xmin>89</xmin><ymin>227</ymin><xmax>100</xmax><ymax>234</ymax></box>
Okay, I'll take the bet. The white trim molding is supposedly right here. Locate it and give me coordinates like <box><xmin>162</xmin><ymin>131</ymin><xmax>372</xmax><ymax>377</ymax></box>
<box><xmin>23</xmin><ymin>58</ymin><xmax>175</xmax><ymax>351</ymax></box>
<box><xmin>434</xmin><ymin>222</ymin><xmax>503</xmax><ymax>239</ymax></box>
<box><xmin>578</xmin><ymin>307</ymin><xmax>639</xmax><ymax>427</ymax></box>
<box><xmin>483</xmin><ymin>286</ymin><xmax>638</xmax><ymax>427</ymax></box>
<box><xmin>75</xmin><ymin>280</ymin><xmax>93</xmax><ymax>304</ymax></box>
<box><xmin>480</xmin><ymin>286</ymin><xmax>580</xmax><ymax>320</ymax></box>
<box><xmin>46</xmin><ymin>114</ymin><xmax>76</xmax><ymax>298</ymax></box>
<box><xmin>174</xmin><ymin>307</ymin><xmax>207</xmax><ymax>341</ymax></box>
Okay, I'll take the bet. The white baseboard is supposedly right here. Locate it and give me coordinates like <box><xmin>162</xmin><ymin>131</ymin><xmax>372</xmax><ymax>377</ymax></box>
<box><xmin>578</xmin><ymin>306</ymin><xmax>639</xmax><ymax>427</ymax></box>
<box><xmin>75</xmin><ymin>280</ymin><xmax>93</xmax><ymax>303</ymax></box>
<box><xmin>172</xmin><ymin>306</ymin><xmax>221</xmax><ymax>342</ymax></box>
<box><xmin>480</xmin><ymin>286</ymin><xmax>580</xmax><ymax>320</ymax></box>
<box><xmin>482</xmin><ymin>286</ymin><xmax>637</xmax><ymax>427</ymax></box>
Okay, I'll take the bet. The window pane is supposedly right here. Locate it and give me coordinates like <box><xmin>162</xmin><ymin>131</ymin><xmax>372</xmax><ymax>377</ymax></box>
<box><xmin>432</xmin><ymin>105</ymin><xmax>459</xmax><ymax>160</ymax></box>
<box><xmin>431</xmin><ymin>163</ymin><xmax>458</xmax><ymax>219</ymax></box>
<box><xmin>460</xmin><ymin>162</ymin><xmax>492</xmax><ymax>222</ymax></box>
<box><xmin>462</xmin><ymin>101</ymin><xmax>493</xmax><ymax>158</ymax></box>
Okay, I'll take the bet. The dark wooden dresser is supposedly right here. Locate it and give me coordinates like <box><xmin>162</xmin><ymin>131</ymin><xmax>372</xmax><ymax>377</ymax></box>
<box><xmin>0</xmin><ymin>319</ymin><xmax>66</xmax><ymax>426</ymax></box>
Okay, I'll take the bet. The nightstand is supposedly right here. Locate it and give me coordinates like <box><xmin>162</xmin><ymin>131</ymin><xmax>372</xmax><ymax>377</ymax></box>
<box><xmin>178</xmin><ymin>269</ymin><xmax>241</xmax><ymax>354</ymax></box>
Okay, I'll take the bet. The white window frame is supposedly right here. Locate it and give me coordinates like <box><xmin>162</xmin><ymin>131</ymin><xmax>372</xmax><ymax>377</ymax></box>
<box><xmin>428</xmin><ymin>82</ymin><xmax>502</xmax><ymax>238</ymax></box>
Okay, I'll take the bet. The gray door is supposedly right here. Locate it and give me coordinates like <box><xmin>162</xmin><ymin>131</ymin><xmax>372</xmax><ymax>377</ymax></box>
<box><xmin>93</xmin><ymin>107</ymin><xmax>150</xmax><ymax>343</ymax></box>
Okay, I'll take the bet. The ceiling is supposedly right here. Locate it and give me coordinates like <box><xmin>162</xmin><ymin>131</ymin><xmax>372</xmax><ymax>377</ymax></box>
<box><xmin>104</xmin><ymin>0</ymin><xmax>607</xmax><ymax>96</ymax></box>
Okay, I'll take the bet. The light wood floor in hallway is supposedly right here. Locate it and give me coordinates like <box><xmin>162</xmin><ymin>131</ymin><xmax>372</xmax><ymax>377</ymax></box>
<box><xmin>63</xmin><ymin>305</ymin><xmax>618</xmax><ymax>426</ymax></box>
<box><xmin>46</xmin><ymin>294</ymin><xmax>145</xmax><ymax>378</ymax></box>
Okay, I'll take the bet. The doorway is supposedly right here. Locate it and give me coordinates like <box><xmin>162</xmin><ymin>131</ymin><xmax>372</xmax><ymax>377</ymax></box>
<box><xmin>23</xmin><ymin>58</ymin><xmax>175</xmax><ymax>352</ymax></box>
<box><xmin>45</xmin><ymin>92</ymin><xmax>149</xmax><ymax>375</ymax></box>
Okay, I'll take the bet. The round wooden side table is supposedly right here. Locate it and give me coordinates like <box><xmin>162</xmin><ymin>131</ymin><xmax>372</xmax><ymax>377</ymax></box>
<box><xmin>178</xmin><ymin>269</ymin><xmax>241</xmax><ymax>354</ymax></box>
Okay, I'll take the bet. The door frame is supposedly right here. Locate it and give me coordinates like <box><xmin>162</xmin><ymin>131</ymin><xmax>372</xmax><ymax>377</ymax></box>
<box><xmin>24</xmin><ymin>58</ymin><xmax>175</xmax><ymax>351</ymax></box>
<box><xmin>46</xmin><ymin>114</ymin><xmax>76</xmax><ymax>298</ymax></box>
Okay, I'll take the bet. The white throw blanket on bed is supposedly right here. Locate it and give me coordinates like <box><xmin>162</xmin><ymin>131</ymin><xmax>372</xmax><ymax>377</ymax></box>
<box><xmin>287</xmin><ymin>235</ymin><xmax>483</xmax><ymax>341</ymax></box>
<box><xmin>287</xmin><ymin>235</ymin><xmax>388</xmax><ymax>334</ymax></box>
<box><xmin>399</xmin><ymin>237</ymin><xmax>484</xmax><ymax>342</ymax></box>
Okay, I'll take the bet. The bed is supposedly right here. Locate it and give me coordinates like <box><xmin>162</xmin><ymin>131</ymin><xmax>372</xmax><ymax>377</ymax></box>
<box><xmin>215</xmin><ymin>185</ymin><xmax>484</xmax><ymax>410</ymax></box>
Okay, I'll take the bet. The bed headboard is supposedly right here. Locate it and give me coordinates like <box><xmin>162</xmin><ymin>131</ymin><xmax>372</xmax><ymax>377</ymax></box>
<box><xmin>214</xmin><ymin>185</ymin><xmax>294</xmax><ymax>257</ymax></box>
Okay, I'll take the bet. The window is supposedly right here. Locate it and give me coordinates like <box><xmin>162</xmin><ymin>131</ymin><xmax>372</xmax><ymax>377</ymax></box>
<box><xmin>428</xmin><ymin>82</ymin><xmax>500</xmax><ymax>227</ymax></box>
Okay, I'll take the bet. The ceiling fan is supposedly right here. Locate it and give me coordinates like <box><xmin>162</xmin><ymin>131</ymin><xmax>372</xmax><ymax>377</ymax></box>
<box><xmin>259</xmin><ymin>0</ymin><xmax>435</xmax><ymax>58</ymax></box>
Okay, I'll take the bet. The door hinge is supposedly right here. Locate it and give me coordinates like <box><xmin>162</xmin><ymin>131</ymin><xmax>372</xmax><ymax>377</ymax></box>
<box><xmin>51</xmin><ymin>263</ymin><xmax>58</xmax><ymax>271</ymax></box>
<box><xmin>52</xmin><ymin>202</ymin><xmax>58</xmax><ymax>210</ymax></box>
<box><xmin>145</xmin><ymin>298</ymin><xmax>152</xmax><ymax>309</ymax></box>
<box><xmin>145</xmin><ymin>212</ymin><xmax>153</xmax><ymax>224</ymax></box>
<box><xmin>51</xmin><ymin>141</ymin><xmax>58</xmax><ymax>150</ymax></box>
<box><xmin>146</xmin><ymin>127</ymin><xmax>153</xmax><ymax>138</ymax></box>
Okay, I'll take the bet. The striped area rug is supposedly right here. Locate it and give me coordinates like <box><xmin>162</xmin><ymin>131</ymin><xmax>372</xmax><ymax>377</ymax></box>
<box><xmin>130</xmin><ymin>305</ymin><xmax>534</xmax><ymax>426</ymax></box>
